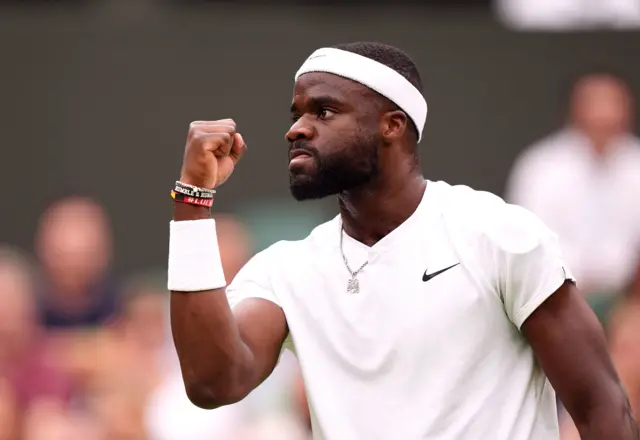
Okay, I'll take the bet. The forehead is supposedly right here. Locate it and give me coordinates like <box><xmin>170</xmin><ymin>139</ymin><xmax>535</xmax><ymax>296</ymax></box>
<box><xmin>291</xmin><ymin>72</ymin><xmax>372</xmax><ymax>105</ymax></box>
<box><xmin>574</xmin><ymin>75</ymin><xmax>629</xmax><ymax>102</ymax></box>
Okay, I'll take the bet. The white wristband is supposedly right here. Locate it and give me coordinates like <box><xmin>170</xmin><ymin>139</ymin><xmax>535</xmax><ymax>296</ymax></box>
<box><xmin>168</xmin><ymin>219</ymin><xmax>227</xmax><ymax>292</ymax></box>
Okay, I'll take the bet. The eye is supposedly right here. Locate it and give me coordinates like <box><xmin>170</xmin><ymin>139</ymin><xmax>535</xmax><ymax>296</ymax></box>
<box><xmin>317</xmin><ymin>108</ymin><xmax>335</xmax><ymax>120</ymax></box>
<box><xmin>291</xmin><ymin>114</ymin><xmax>300</xmax><ymax>123</ymax></box>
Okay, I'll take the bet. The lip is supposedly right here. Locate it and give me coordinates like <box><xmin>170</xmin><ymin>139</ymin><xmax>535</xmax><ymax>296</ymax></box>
<box><xmin>289</xmin><ymin>149</ymin><xmax>313</xmax><ymax>160</ymax></box>
<box><xmin>288</xmin><ymin>150</ymin><xmax>314</xmax><ymax>170</ymax></box>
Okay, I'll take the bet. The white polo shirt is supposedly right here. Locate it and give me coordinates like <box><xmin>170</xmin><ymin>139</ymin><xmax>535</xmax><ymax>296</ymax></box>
<box><xmin>227</xmin><ymin>180</ymin><xmax>574</xmax><ymax>440</ymax></box>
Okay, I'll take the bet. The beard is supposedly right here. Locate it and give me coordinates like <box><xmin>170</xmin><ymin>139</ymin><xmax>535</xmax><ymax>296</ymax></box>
<box><xmin>288</xmin><ymin>132</ymin><xmax>380</xmax><ymax>201</ymax></box>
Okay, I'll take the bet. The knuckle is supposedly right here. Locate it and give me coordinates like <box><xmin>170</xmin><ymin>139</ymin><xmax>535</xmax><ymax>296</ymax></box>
<box><xmin>189</xmin><ymin>132</ymin><xmax>230</xmax><ymax>150</ymax></box>
<box><xmin>187</xmin><ymin>126</ymin><xmax>200</xmax><ymax>140</ymax></box>
<box><xmin>189</xmin><ymin>132</ymin><xmax>206</xmax><ymax>145</ymax></box>
<box><xmin>216</xmin><ymin>125</ymin><xmax>235</xmax><ymax>137</ymax></box>
<box><xmin>219</xmin><ymin>118</ymin><xmax>235</xmax><ymax>126</ymax></box>
<box><xmin>188</xmin><ymin>121</ymin><xmax>204</xmax><ymax>133</ymax></box>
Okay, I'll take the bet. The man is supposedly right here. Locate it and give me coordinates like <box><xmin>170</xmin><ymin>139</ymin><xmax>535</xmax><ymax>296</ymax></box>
<box><xmin>495</xmin><ymin>0</ymin><xmax>640</xmax><ymax>31</ymax></box>
<box><xmin>506</xmin><ymin>72</ymin><xmax>640</xmax><ymax>322</ymax></box>
<box><xmin>167</xmin><ymin>42</ymin><xmax>638</xmax><ymax>439</ymax></box>
<box><xmin>35</xmin><ymin>196</ymin><xmax>120</xmax><ymax>329</ymax></box>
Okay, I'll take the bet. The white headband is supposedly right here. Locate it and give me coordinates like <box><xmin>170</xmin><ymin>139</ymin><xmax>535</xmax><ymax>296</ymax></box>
<box><xmin>294</xmin><ymin>47</ymin><xmax>427</xmax><ymax>142</ymax></box>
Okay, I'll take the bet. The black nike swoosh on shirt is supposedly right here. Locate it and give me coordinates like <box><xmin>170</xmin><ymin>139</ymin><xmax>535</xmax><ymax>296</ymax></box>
<box><xmin>422</xmin><ymin>263</ymin><xmax>460</xmax><ymax>282</ymax></box>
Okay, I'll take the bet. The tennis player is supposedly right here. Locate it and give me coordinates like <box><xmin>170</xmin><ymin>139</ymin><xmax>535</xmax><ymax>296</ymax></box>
<box><xmin>167</xmin><ymin>42</ymin><xmax>639</xmax><ymax>440</ymax></box>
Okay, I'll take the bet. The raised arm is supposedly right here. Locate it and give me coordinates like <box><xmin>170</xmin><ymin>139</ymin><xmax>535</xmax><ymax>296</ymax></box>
<box><xmin>169</xmin><ymin>120</ymin><xmax>288</xmax><ymax>409</ymax></box>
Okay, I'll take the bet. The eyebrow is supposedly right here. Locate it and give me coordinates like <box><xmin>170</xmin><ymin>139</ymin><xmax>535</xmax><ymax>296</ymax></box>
<box><xmin>290</xmin><ymin>95</ymin><xmax>345</xmax><ymax>113</ymax></box>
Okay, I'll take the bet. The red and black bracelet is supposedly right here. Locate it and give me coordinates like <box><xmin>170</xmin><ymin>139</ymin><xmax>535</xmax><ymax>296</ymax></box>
<box><xmin>171</xmin><ymin>181</ymin><xmax>215</xmax><ymax>208</ymax></box>
<box><xmin>171</xmin><ymin>189</ymin><xmax>214</xmax><ymax>208</ymax></box>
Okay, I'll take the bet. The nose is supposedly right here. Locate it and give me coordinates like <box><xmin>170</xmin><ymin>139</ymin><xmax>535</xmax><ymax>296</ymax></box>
<box><xmin>285</xmin><ymin>117</ymin><xmax>315</xmax><ymax>143</ymax></box>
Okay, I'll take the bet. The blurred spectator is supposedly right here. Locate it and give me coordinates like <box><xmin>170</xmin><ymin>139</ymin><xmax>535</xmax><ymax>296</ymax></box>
<box><xmin>34</xmin><ymin>196</ymin><xmax>120</xmax><ymax>330</ymax></box>
<box><xmin>495</xmin><ymin>0</ymin><xmax>640</xmax><ymax>30</ymax></box>
<box><xmin>81</xmin><ymin>275</ymin><xmax>170</xmax><ymax>440</ymax></box>
<box><xmin>506</xmin><ymin>72</ymin><xmax>640</xmax><ymax>321</ymax></box>
<box><xmin>216</xmin><ymin>213</ymin><xmax>254</xmax><ymax>282</ymax></box>
<box><xmin>238</xmin><ymin>200</ymin><xmax>328</xmax><ymax>253</ymax></box>
<box><xmin>22</xmin><ymin>398</ymin><xmax>100</xmax><ymax>440</ymax></box>
<box><xmin>0</xmin><ymin>378</ymin><xmax>18</xmax><ymax>440</ymax></box>
<box><xmin>236</xmin><ymin>412</ymin><xmax>310</xmax><ymax>440</ymax></box>
<box><xmin>231</xmin><ymin>358</ymin><xmax>310</xmax><ymax>440</ymax></box>
<box><xmin>145</xmin><ymin>373</ymin><xmax>250</xmax><ymax>440</ymax></box>
<box><xmin>17</xmin><ymin>202</ymin><xmax>317</xmax><ymax>438</ymax></box>
<box><xmin>0</xmin><ymin>246</ymin><xmax>74</xmax><ymax>440</ymax></box>
<box><xmin>290</xmin><ymin>369</ymin><xmax>312</xmax><ymax>437</ymax></box>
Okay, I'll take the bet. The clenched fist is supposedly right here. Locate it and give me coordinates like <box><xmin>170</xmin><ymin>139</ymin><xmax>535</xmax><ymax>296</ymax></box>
<box><xmin>180</xmin><ymin>119</ymin><xmax>247</xmax><ymax>189</ymax></box>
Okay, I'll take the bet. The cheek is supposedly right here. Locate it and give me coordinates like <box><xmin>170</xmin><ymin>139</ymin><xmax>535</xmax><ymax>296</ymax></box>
<box><xmin>320</xmin><ymin>117</ymin><xmax>369</xmax><ymax>147</ymax></box>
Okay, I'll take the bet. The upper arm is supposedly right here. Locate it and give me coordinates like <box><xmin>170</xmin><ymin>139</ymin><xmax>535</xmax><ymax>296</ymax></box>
<box><xmin>493</xmin><ymin>203</ymin><xmax>626</xmax><ymax>419</ymax></box>
<box><xmin>225</xmin><ymin>246</ymin><xmax>289</xmax><ymax>394</ymax></box>
<box><xmin>489</xmin><ymin>202</ymin><xmax>636</xmax><ymax>432</ymax></box>
<box><xmin>232</xmin><ymin>298</ymin><xmax>288</xmax><ymax>392</ymax></box>
<box><xmin>492</xmin><ymin>202</ymin><xmax>573</xmax><ymax>328</ymax></box>
<box><xmin>522</xmin><ymin>281</ymin><xmax>626</xmax><ymax>422</ymax></box>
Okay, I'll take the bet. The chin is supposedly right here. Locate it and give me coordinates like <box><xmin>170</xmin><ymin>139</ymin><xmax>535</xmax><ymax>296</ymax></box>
<box><xmin>289</xmin><ymin>174</ymin><xmax>338</xmax><ymax>201</ymax></box>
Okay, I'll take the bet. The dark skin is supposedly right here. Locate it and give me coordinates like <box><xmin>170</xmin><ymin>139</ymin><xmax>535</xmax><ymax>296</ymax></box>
<box><xmin>171</xmin><ymin>73</ymin><xmax>638</xmax><ymax>438</ymax></box>
<box><xmin>523</xmin><ymin>281</ymin><xmax>638</xmax><ymax>439</ymax></box>
<box><xmin>287</xmin><ymin>73</ymin><xmax>426</xmax><ymax>244</ymax></box>
<box><xmin>171</xmin><ymin>207</ymin><xmax>288</xmax><ymax>407</ymax></box>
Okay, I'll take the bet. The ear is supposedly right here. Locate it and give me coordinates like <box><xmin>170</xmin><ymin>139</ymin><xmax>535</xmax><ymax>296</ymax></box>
<box><xmin>381</xmin><ymin>110</ymin><xmax>409</xmax><ymax>142</ymax></box>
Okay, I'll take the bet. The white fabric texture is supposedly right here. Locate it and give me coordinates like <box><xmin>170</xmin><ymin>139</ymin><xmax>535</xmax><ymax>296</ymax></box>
<box><xmin>167</xmin><ymin>219</ymin><xmax>227</xmax><ymax>291</ymax></box>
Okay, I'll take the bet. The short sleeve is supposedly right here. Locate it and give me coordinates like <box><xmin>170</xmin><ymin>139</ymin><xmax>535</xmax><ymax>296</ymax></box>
<box><xmin>225</xmin><ymin>248</ymin><xmax>281</xmax><ymax>310</ymax></box>
<box><xmin>494</xmin><ymin>204</ymin><xmax>576</xmax><ymax>329</ymax></box>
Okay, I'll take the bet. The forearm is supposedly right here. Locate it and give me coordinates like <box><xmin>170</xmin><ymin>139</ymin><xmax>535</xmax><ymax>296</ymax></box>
<box><xmin>574</xmin><ymin>393</ymin><xmax>640</xmax><ymax>440</ymax></box>
<box><xmin>170</xmin><ymin>203</ymin><xmax>254</xmax><ymax>408</ymax></box>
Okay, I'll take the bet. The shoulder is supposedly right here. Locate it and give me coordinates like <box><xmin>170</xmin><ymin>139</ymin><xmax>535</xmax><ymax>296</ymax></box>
<box><xmin>434</xmin><ymin>181</ymin><xmax>555</xmax><ymax>256</ymax></box>
<box><xmin>512</xmin><ymin>129</ymin><xmax>580</xmax><ymax>171</ymax></box>
<box><xmin>618</xmin><ymin>134</ymin><xmax>640</xmax><ymax>160</ymax></box>
<box><xmin>246</xmin><ymin>216</ymin><xmax>339</xmax><ymax>268</ymax></box>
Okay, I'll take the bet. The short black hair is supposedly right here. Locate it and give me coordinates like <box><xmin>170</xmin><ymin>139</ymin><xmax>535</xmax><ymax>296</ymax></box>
<box><xmin>332</xmin><ymin>41</ymin><xmax>424</xmax><ymax>141</ymax></box>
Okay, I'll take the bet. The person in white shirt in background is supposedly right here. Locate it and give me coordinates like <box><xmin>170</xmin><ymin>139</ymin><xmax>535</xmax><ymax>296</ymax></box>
<box><xmin>494</xmin><ymin>0</ymin><xmax>640</xmax><ymax>30</ymax></box>
<box><xmin>506</xmin><ymin>71</ymin><xmax>640</xmax><ymax>325</ymax></box>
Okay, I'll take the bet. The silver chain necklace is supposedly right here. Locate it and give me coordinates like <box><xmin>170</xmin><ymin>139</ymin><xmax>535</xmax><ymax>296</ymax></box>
<box><xmin>339</xmin><ymin>225</ymin><xmax>369</xmax><ymax>294</ymax></box>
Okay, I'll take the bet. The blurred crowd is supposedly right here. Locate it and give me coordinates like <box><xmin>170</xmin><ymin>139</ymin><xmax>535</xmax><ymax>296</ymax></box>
<box><xmin>0</xmin><ymin>198</ymin><xmax>311</xmax><ymax>440</ymax></box>
<box><xmin>1</xmin><ymin>70</ymin><xmax>640</xmax><ymax>439</ymax></box>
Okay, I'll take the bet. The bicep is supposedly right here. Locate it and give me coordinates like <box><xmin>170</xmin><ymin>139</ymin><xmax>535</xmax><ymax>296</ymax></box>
<box><xmin>522</xmin><ymin>281</ymin><xmax>624</xmax><ymax>420</ymax></box>
<box><xmin>233</xmin><ymin>298</ymin><xmax>289</xmax><ymax>391</ymax></box>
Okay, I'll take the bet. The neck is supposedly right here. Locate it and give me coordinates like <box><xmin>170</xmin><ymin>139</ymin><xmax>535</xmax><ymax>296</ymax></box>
<box><xmin>338</xmin><ymin>169</ymin><xmax>426</xmax><ymax>246</ymax></box>
<box><xmin>573</xmin><ymin>125</ymin><xmax>624</xmax><ymax>157</ymax></box>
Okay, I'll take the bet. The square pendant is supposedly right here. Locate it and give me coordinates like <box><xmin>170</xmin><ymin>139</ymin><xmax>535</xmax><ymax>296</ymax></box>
<box><xmin>346</xmin><ymin>277</ymin><xmax>360</xmax><ymax>294</ymax></box>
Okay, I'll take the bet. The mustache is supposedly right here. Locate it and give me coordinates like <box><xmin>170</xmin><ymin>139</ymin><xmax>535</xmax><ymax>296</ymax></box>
<box><xmin>289</xmin><ymin>140</ymin><xmax>319</xmax><ymax>158</ymax></box>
